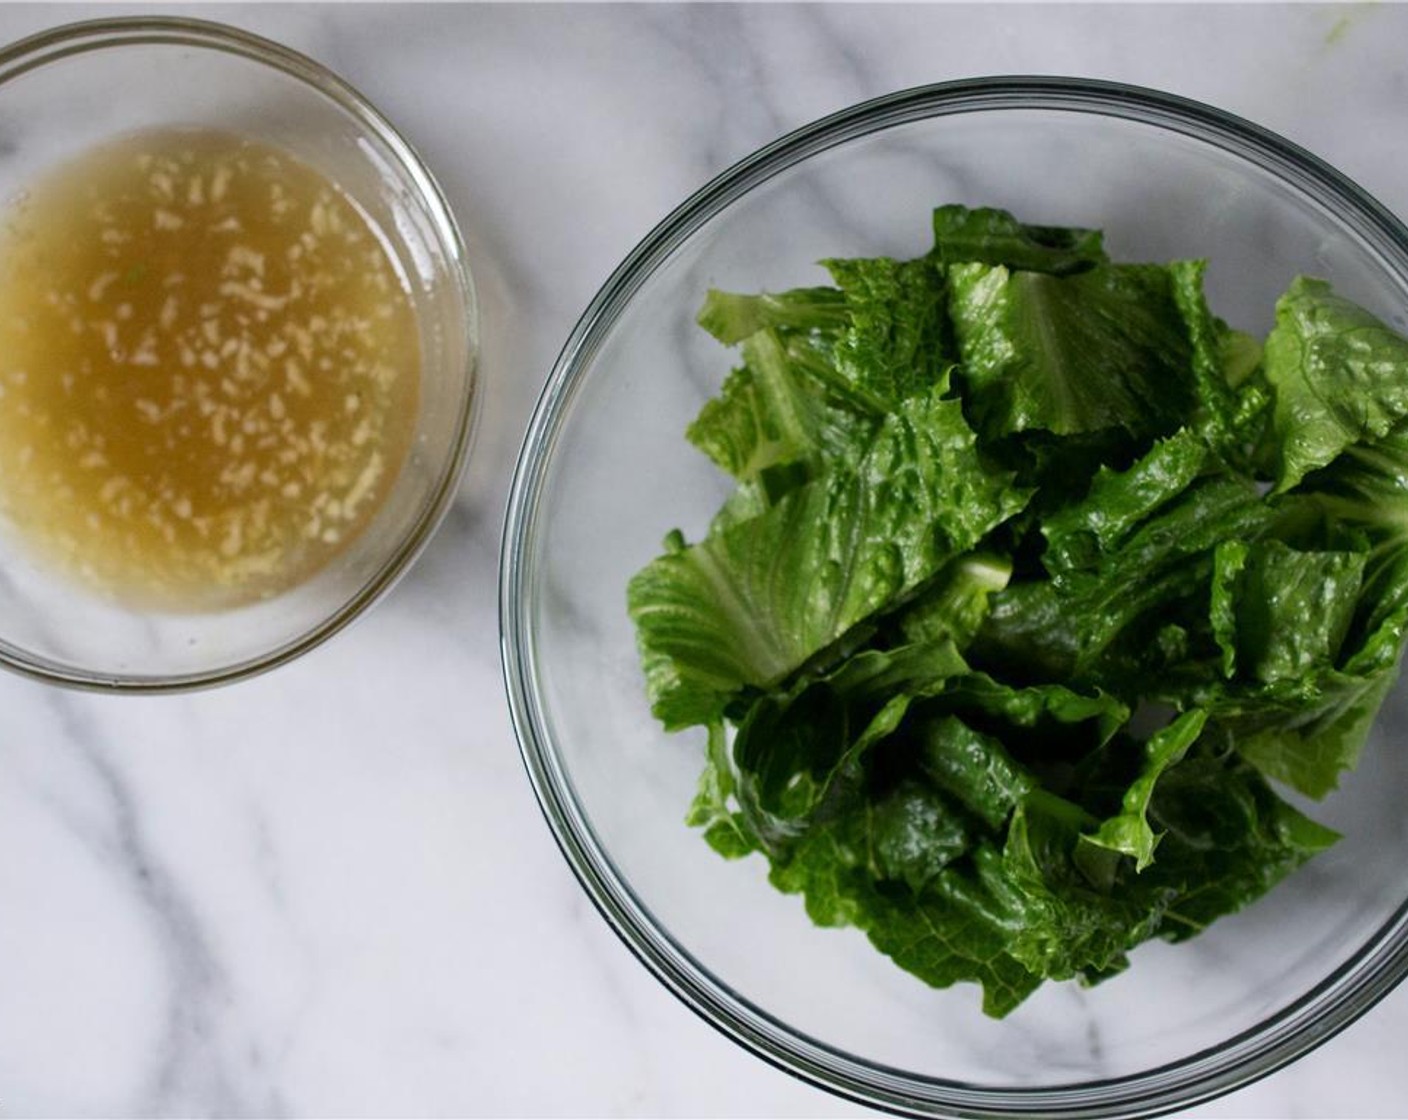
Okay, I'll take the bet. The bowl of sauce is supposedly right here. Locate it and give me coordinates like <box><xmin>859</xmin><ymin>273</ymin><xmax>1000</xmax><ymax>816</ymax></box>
<box><xmin>0</xmin><ymin>18</ymin><xmax>478</xmax><ymax>688</ymax></box>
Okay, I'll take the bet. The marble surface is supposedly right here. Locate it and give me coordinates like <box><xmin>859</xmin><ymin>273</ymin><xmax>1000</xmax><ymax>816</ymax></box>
<box><xmin>3</xmin><ymin>3</ymin><xmax>1408</xmax><ymax>1116</ymax></box>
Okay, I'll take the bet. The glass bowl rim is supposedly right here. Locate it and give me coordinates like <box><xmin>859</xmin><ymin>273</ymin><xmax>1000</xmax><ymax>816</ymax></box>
<box><xmin>0</xmin><ymin>15</ymin><xmax>481</xmax><ymax>693</ymax></box>
<box><xmin>500</xmin><ymin>76</ymin><xmax>1408</xmax><ymax>1117</ymax></box>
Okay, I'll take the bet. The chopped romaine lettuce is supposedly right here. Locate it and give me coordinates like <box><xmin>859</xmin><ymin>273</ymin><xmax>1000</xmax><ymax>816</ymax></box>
<box><xmin>628</xmin><ymin>204</ymin><xmax>1406</xmax><ymax>1016</ymax></box>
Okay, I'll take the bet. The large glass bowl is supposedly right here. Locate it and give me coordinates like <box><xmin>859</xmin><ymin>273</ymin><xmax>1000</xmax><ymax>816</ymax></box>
<box><xmin>501</xmin><ymin>79</ymin><xmax>1408</xmax><ymax>1117</ymax></box>
<box><xmin>0</xmin><ymin>17</ymin><xmax>479</xmax><ymax>689</ymax></box>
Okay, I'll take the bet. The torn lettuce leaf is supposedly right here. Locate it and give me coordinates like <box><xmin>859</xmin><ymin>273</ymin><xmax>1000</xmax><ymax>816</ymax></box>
<box><xmin>896</xmin><ymin>552</ymin><xmax>1013</xmax><ymax>648</ymax></box>
<box><xmin>685</xmin><ymin>329</ymin><xmax>872</xmax><ymax>484</ymax></box>
<box><xmin>687</xmin><ymin>255</ymin><xmax>954</xmax><ymax>495</ymax></box>
<box><xmin>914</xmin><ymin>716</ymin><xmax>1035</xmax><ymax>830</ymax></box>
<box><xmin>822</xmin><ymin>254</ymin><xmax>954</xmax><ymax>409</ymax></box>
<box><xmin>1264</xmin><ymin>276</ymin><xmax>1408</xmax><ymax>492</ymax></box>
<box><xmin>979</xmin><ymin>475</ymin><xmax>1280</xmax><ymax>691</ymax></box>
<box><xmin>1040</xmin><ymin>426</ymin><xmax>1212</xmax><ymax>578</ymax></box>
<box><xmin>728</xmin><ymin>639</ymin><xmax>968</xmax><ymax>854</ymax></box>
<box><xmin>930</xmin><ymin>204</ymin><xmax>1107</xmax><ymax>276</ymax></box>
<box><xmin>1217</xmin><ymin>541</ymin><xmax>1365</xmax><ymax>686</ymax></box>
<box><xmin>948</xmin><ymin>261</ymin><xmax>1196</xmax><ymax>444</ymax></box>
<box><xmin>770</xmin><ymin>820</ymin><xmax>1045</xmax><ymax>1018</ymax></box>
<box><xmin>629</xmin><ymin>378</ymin><xmax>1029</xmax><ymax>729</ymax></box>
<box><xmin>696</xmin><ymin>285</ymin><xmax>850</xmax><ymax>346</ymax></box>
<box><xmin>1210</xmin><ymin>667</ymin><xmax>1396</xmax><ymax>799</ymax></box>
<box><xmin>1079</xmin><ymin>708</ymin><xmax>1209</xmax><ymax>871</ymax></box>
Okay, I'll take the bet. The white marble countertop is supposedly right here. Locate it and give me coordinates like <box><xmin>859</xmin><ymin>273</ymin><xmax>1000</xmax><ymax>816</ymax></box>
<box><xmin>3</xmin><ymin>3</ymin><xmax>1408</xmax><ymax>1116</ymax></box>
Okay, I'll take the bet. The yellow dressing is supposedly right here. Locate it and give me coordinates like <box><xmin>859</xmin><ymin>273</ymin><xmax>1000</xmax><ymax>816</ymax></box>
<box><xmin>0</xmin><ymin>129</ymin><xmax>420</xmax><ymax>610</ymax></box>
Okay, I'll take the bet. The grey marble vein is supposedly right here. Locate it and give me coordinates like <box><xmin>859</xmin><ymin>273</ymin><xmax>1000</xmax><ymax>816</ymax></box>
<box><xmin>45</xmin><ymin>697</ymin><xmax>281</xmax><ymax>1117</ymax></box>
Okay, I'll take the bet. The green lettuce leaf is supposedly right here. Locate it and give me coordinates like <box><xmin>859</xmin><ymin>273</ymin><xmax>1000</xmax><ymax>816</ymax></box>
<box><xmin>770</xmin><ymin>821</ymin><xmax>1044</xmax><ymax>1017</ymax></box>
<box><xmin>1200</xmin><ymin>431</ymin><xmax>1408</xmax><ymax>797</ymax></box>
<box><xmin>687</xmin><ymin>256</ymin><xmax>953</xmax><ymax>493</ymax></box>
<box><xmin>914</xmin><ymin>715</ymin><xmax>1035</xmax><ymax>830</ymax></box>
<box><xmin>1219</xmin><ymin>540</ymin><xmax>1365</xmax><ymax>686</ymax></box>
<box><xmin>1264</xmin><ymin>276</ymin><xmax>1408</xmax><ymax>491</ymax></box>
<box><xmin>696</xmin><ymin>285</ymin><xmax>849</xmax><ymax>346</ymax></box>
<box><xmin>896</xmin><ymin>552</ymin><xmax>1012</xmax><ymax>649</ymax></box>
<box><xmin>685</xmin><ymin>719</ymin><xmax>759</xmax><ymax>860</ymax></box>
<box><xmin>729</xmin><ymin>640</ymin><xmax>968</xmax><ymax>852</ymax></box>
<box><xmin>948</xmin><ymin>261</ymin><xmax>1196</xmax><ymax>443</ymax></box>
<box><xmin>930</xmin><ymin>204</ymin><xmax>1107</xmax><ymax>275</ymax></box>
<box><xmin>1000</xmin><ymin>750</ymin><xmax>1337</xmax><ymax>979</ymax></box>
<box><xmin>981</xmin><ymin>477</ymin><xmax>1278</xmax><ymax>689</ymax></box>
<box><xmin>1079</xmin><ymin>708</ymin><xmax>1209</xmax><ymax>871</ymax></box>
<box><xmin>1040</xmin><ymin>426</ymin><xmax>1211</xmax><ymax>578</ymax></box>
<box><xmin>822</xmin><ymin>255</ymin><xmax>953</xmax><ymax>408</ymax></box>
<box><xmin>1138</xmin><ymin>754</ymin><xmax>1340</xmax><ymax>935</ymax></box>
<box><xmin>1210</xmin><ymin>539</ymin><xmax>1249</xmax><ymax>679</ymax></box>
<box><xmin>1202</xmin><ymin>537</ymin><xmax>1394</xmax><ymax>799</ymax></box>
<box><xmin>1213</xmin><ymin>669</ymin><xmax>1396</xmax><ymax>799</ymax></box>
<box><xmin>630</xmin><ymin>381</ymin><xmax>1029</xmax><ymax>729</ymax></box>
<box><xmin>1001</xmin><ymin>790</ymin><xmax>1167</xmax><ymax>980</ymax></box>
<box><xmin>1294</xmin><ymin>427</ymin><xmax>1408</xmax><ymax>682</ymax></box>
<box><xmin>1169</xmin><ymin>258</ymin><xmax>1270</xmax><ymax>460</ymax></box>
<box><xmin>928</xmin><ymin>672</ymin><xmax>1130</xmax><ymax>755</ymax></box>
<box><xmin>686</xmin><ymin>329</ymin><xmax>872</xmax><ymax>484</ymax></box>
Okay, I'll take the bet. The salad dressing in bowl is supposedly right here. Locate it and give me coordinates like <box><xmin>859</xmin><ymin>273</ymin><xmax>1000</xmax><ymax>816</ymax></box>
<box><xmin>0</xmin><ymin>128</ymin><xmax>420</xmax><ymax>609</ymax></box>
<box><xmin>0</xmin><ymin>16</ymin><xmax>478</xmax><ymax>689</ymax></box>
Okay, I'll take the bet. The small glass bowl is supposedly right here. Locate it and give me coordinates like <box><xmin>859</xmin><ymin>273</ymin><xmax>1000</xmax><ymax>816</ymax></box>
<box><xmin>0</xmin><ymin>17</ymin><xmax>479</xmax><ymax>690</ymax></box>
<box><xmin>502</xmin><ymin>78</ymin><xmax>1408</xmax><ymax>1117</ymax></box>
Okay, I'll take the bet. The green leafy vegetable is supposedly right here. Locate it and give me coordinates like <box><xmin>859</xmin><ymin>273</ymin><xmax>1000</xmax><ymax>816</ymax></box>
<box><xmin>1080</xmin><ymin>708</ymin><xmax>1208</xmax><ymax>871</ymax></box>
<box><xmin>696</xmin><ymin>285</ymin><xmax>849</xmax><ymax>346</ymax></box>
<box><xmin>1263</xmin><ymin>276</ymin><xmax>1408</xmax><ymax>491</ymax></box>
<box><xmin>947</xmin><ymin>261</ymin><xmax>1196</xmax><ymax>444</ymax></box>
<box><xmin>822</xmin><ymin>255</ymin><xmax>954</xmax><ymax>408</ymax></box>
<box><xmin>629</xmin><ymin>377</ymin><xmax>1028</xmax><ymax>729</ymax></box>
<box><xmin>628</xmin><ymin>204</ymin><xmax>1408</xmax><ymax>1016</ymax></box>
<box><xmin>685</xmin><ymin>328</ymin><xmax>869</xmax><ymax>484</ymax></box>
<box><xmin>931</xmin><ymin>205</ymin><xmax>1107</xmax><ymax>275</ymax></box>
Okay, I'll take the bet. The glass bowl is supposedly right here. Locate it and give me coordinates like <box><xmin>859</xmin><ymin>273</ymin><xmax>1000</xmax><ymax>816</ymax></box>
<box><xmin>0</xmin><ymin>17</ymin><xmax>478</xmax><ymax>690</ymax></box>
<box><xmin>501</xmin><ymin>79</ymin><xmax>1408</xmax><ymax>1116</ymax></box>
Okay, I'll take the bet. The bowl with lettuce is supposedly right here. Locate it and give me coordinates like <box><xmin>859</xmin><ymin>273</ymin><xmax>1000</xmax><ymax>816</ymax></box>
<box><xmin>502</xmin><ymin>78</ymin><xmax>1408</xmax><ymax>1117</ymax></box>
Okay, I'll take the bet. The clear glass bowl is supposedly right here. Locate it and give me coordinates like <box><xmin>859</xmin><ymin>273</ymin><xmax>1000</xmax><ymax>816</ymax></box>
<box><xmin>501</xmin><ymin>79</ymin><xmax>1408</xmax><ymax>1116</ymax></box>
<box><xmin>0</xmin><ymin>17</ymin><xmax>478</xmax><ymax>689</ymax></box>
